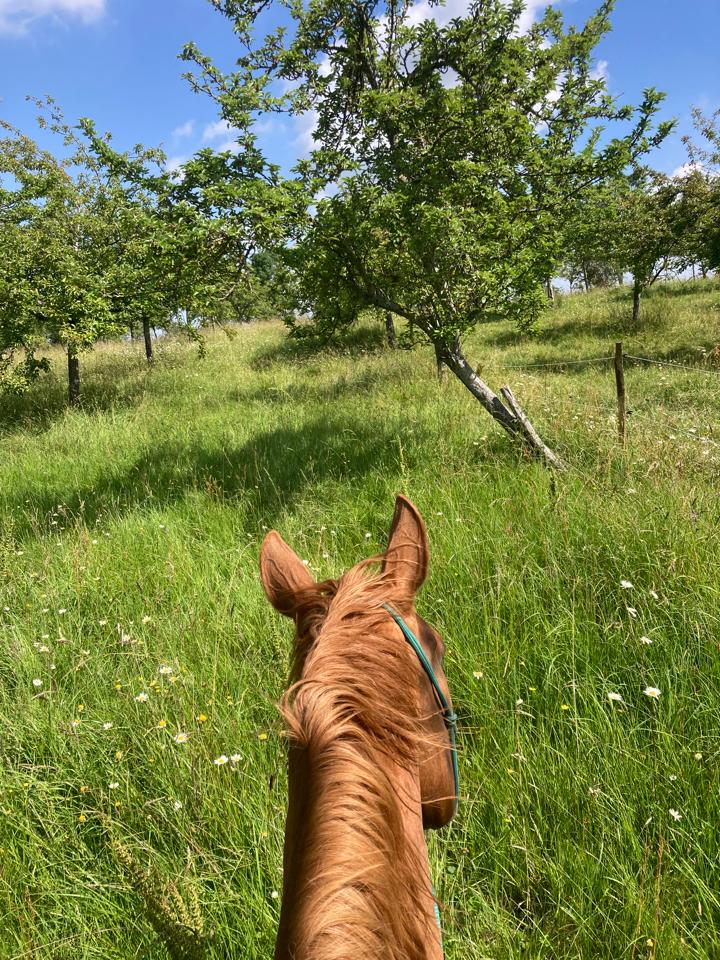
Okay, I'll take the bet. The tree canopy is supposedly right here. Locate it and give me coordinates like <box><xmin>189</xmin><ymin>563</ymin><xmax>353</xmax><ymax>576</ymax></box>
<box><xmin>183</xmin><ymin>0</ymin><xmax>674</xmax><ymax>464</ymax></box>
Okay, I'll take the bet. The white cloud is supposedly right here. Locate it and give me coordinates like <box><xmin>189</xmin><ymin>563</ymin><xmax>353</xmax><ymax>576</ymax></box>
<box><xmin>671</xmin><ymin>160</ymin><xmax>704</xmax><ymax>178</ymax></box>
<box><xmin>404</xmin><ymin>0</ymin><xmax>563</xmax><ymax>33</ymax></box>
<box><xmin>254</xmin><ymin>117</ymin><xmax>276</xmax><ymax>135</ymax></box>
<box><xmin>202</xmin><ymin>119</ymin><xmax>234</xmax><ymax>141</ymax></box>
<box><xmin>516</xmin><ymin>0</ymin><xmax>554</xmax><ymax>34</ymax></box>
<box><xmin>0</xmin><ymin>0</ymin><xmax>105</xmax><ymax>33</ymax></box>
<box><xmin>294</xmin><ymin>109</ymin><xmax>319</xmax><ymax>155</ymax></box>
<box><xmin>165</xmin><ymin>156</ymin><xmax>186</xmax><ymax>176</ymax></box>
<box><xmin>172</xmin><ymin>120</ymin><xmax>194</xmax><ymax>139</ymax></box>
<box><xmin>590</xmin><ymin>59</ymin><xmax>609</xmax><ymax>83</ymax></box>
<box><xmin>201</xmin><ymin>119</ymin><xmax>244</xmax><ymax>153</ymax></box>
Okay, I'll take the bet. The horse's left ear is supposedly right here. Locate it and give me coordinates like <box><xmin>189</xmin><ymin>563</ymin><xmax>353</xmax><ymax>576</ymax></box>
<box><xmin>382</xmin><ymin>495</ymin><xmax>429</xmax><ymax>597</ymax></box>
<box><xmin>260</xmin><ymin>531</ymin><xmax>315</xmax><ymax>617</ymax></box>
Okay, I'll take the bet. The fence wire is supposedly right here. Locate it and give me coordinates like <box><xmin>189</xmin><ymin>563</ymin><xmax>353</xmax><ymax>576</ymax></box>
<box><xmin>501</xmin><ymin>351</ymin><xmax>720</xmax><ymax>377</ymax></box>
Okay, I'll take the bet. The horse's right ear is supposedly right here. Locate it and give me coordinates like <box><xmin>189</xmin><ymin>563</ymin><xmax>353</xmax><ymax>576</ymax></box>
<box><xmin>260</xmin><ymin>531</ymin><xmax>315</xmax><ymax>617</ymax></box>
<box><xmin>382</xmin><ymin>495</ymin><xmax>429</xmax><ymax>598</ymax></box>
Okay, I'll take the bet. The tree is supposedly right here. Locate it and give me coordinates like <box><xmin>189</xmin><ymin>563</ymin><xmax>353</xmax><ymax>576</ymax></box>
<box><xmin>560</xmin><ymin>188</ymin><xmax>624</xmax><ymax>290</ymax></box>
<box><xmin>0</xmin><ymin>121</ymin><xmax>125</xmax><ymax>403</ymax></box>
<box><xmin>77</xmin><ymin>117</ymin><xmax>302</xmax><ymax>349</ymax></box>
<box><xmin>185</xmin><ymin>0</ymin><xmax>671</xmax><ymax>467</ymax></box>
<box><xmin>681</xmin><ymin>107</ymin><xmax>720</xmax><ymax>274</ymax></box>
<box><xmin>606</xmin><ymin>171</ymin><xmax>687</xmax><ymax>322</ymax></box>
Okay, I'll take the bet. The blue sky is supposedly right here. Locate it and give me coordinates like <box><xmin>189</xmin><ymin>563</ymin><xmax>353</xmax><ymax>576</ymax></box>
<box><xmin>1</xmin><ymin>0</ymin><xmax>718</xmax><ymax>177</ymax></box>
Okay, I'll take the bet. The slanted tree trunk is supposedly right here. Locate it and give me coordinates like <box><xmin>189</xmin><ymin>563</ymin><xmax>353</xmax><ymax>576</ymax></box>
<box><xmin>67</xmin><ymin>347</ymin><xmax>80</xmax><ymax>407</ymax></box>
<box><xmin>384</xmin><ymin>312</ymin><xmax>397</xmax><ymax>348</ymax></box>
<box><xmin>434</xmin><ymin>340</ymin><xmax>446</xmax><ymax>381</ymax></box>
<box><xmin>440</xmin><ymin>340</ymin><xmax>565</xmax><ymax>470</ymax></box>
<box><xmin>632</xmin><ymin>279</ymin><xmax>642</xmax><ymax>323</ymax></box>
<box><xmin>142</xmin><ymin>317</ymin><xmax>154</xmax><ymax>364</ymax></box>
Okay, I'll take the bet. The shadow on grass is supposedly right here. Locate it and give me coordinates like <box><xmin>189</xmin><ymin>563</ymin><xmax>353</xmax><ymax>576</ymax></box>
<box><xmin>489</xmin><ymin>280</ymin><xmax>720</xmax><ymax>355</ymax></box>
<box><xmin>489</xmin><ymin>305</ymin><xmax>668</xmax><ymax>352</ymax></box>
<box><xmin>231</xmin><ymin>364</ymin><xmax>412</xmax><ymax>406</ymax></box>
<box><xmin>5</xmin><ymin>414</ymin><xmax>423</xmax><ymax>541</ymax></box>
<box><xmin>251</xmin><ymin>323</ymin><xmax>389</xmax><ymax>371</ymax></box>
<box><xmin>0</xmin><ymin>350</ymin><xmax>157</xmax><ymax>437</ymax></box>
<box><xmin>501</xmin><ymin>341</ymin><xmax>720</xmax><ymax>378</ymax></box>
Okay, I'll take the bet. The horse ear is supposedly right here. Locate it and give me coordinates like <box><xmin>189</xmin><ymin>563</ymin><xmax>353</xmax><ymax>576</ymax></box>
<box><xmin>260</xmin><ymin>531</ymin><xmax>315</xmax><ymax>617</ymax></box>
<box><xmin>382</xmin><ymin>495</ymin><xmax>429</xmax><ymax>597</ymax></box>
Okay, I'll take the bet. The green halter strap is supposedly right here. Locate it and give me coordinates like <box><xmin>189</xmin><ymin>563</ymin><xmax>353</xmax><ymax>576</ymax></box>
<box><xmin>382</xmin><ymin>604</ymin><xmax>460</xmax><ymax>812</ymax></box>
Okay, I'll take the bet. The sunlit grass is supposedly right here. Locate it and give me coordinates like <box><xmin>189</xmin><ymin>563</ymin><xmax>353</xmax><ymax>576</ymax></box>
<box><xmin>1</xmin><ymin>278</ymin><xmax>719</xmax><ymax>958</ymax></box>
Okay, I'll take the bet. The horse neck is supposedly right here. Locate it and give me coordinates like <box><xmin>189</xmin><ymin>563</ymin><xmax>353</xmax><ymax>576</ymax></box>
<box><xmin>275</xmin><ymin>742</ymin><xmax>443</xmax><ymax>960</ymax></box>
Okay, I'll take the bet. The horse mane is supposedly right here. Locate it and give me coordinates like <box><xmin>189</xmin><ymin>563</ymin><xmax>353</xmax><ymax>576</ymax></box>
<box><xmin>279</xmin><ymin>561</ymin><xmax>434</xmax><ymax>960</ymax></box>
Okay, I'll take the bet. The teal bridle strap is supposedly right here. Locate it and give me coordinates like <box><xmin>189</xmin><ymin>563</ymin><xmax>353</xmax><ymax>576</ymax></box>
<box><xmin>382</xmin><ymin>604</ymin><xmax>460</xmax><ymax>813</ymax></box>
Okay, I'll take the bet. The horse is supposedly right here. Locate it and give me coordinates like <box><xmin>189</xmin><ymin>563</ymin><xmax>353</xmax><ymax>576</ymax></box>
<box><xmin>260</xmin><ymin>495</ymin><xmax>459</xmax><ymax>960</ymax></box>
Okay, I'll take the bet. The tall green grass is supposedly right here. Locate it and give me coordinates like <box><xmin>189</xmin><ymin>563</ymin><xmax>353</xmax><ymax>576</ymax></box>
<box><xmin>1</xmin><ymin>278</ymin><xmax>719</xmax><ymax>959</ymax></box>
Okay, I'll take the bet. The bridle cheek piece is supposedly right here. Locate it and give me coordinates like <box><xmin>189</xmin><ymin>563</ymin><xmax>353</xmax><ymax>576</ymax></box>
<box><xmin>382</xmin><ymin>604</ymin><xmax>459</xmax><ymax>813</ymax></box>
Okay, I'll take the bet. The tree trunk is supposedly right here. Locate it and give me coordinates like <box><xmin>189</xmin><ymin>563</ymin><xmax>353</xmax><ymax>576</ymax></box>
<box><xmin>143</xmin><ymin>317</ymin><xmax>154</xmax><ymax>363</ymax></box>
<box><xmin>632</xmin><ymin>280</ymin><xmax>641</xmax><ymax>323</ymax></box>
<box><xmin>67</xmin><ymin>348</ymin><xmax>80</xmax><ymax>407</ymax></box>
<box><xmin>434</xmin><ymin>340</ymin><xmax>446</xmax><ymax>381</ymax></box>
<box><xmin>582</xmin><ymin>264</ymin><xmax>590</xmax><ymax>292</ymax></box>
<box><xmin>441</xmin><ymin>342</ymin><xmax>565</xmax><ymax>470</ymax></box>
<box><xmin>544</xmin><ymin>278</ymin><xmax>555</xmax><ymax>301</ymax></box>
<box><xmin>384</xmin><ymin>312</ymin><xmax>397</xmax><ymax>349</ymax></box>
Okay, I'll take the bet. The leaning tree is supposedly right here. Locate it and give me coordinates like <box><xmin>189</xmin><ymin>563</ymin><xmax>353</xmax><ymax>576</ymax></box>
<box><xmin>184</xmin><ymin>0</ymin><xmax>671</xmax><ymax>467</ymax></box>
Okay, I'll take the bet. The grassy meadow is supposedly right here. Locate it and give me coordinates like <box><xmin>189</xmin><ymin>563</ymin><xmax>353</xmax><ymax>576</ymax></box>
<box><xmin>1</xmin><ymin>278</ymin><xmax>720</xmax><ymax>959</ymax></box>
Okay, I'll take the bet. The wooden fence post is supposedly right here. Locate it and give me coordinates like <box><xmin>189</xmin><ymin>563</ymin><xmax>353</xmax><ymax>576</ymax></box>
<box><xmin>614</xmin><ymin>341</ymin><xmax>625</xmax><ymax>446</ymax></box>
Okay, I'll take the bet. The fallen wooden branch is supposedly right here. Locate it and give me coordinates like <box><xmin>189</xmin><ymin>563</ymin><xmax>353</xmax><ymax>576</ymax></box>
<box><xmin>500</xmin><ymin>385</ymin><xmax>566</xmax><ymax>471</ymax></box>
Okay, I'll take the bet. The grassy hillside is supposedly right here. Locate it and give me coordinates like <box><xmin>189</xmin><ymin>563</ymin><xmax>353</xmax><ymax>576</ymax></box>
<box><xmin>1</xmin><ymin>278</ymin><xmax>719</xmax><ymax>960</ymax></box>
